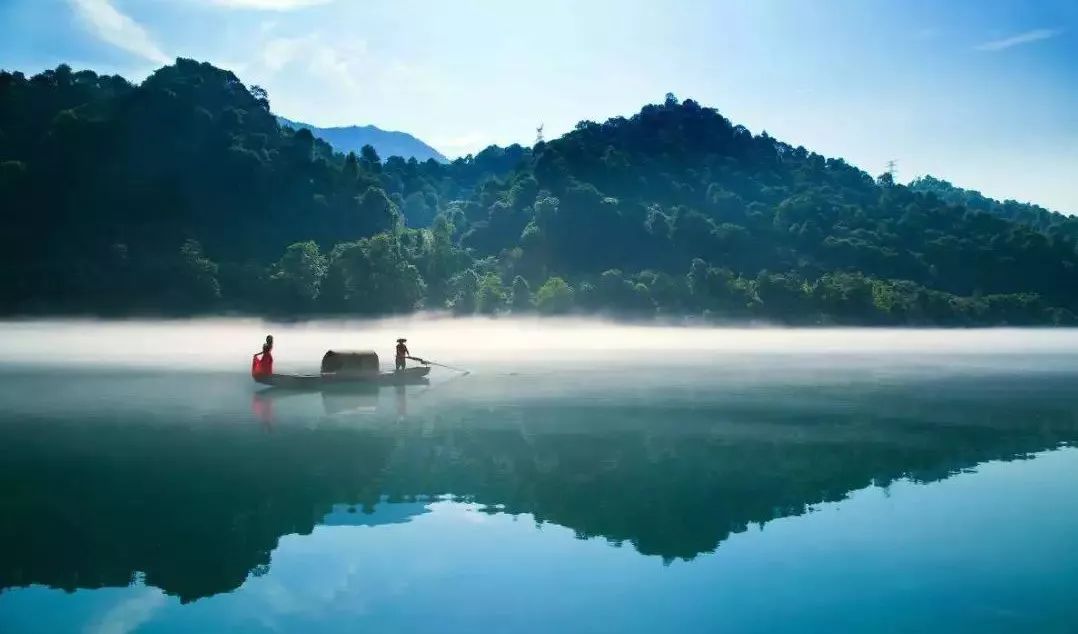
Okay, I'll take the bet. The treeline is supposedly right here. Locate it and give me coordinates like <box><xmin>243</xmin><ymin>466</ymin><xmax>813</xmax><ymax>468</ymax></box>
<box><xmin>909</xmin><ymin>175</ymin><xmax>1078</xmax><ymax>243</ymax></box>
<box><xmin>220</xmin><ymin>235</ymin><xmax>1073</xmax><ymax>326</ymax></box>
<box><xmin>1</xmin><ymin>60</ymin><xmax>1076</xmax><ymax>325</ymax></box>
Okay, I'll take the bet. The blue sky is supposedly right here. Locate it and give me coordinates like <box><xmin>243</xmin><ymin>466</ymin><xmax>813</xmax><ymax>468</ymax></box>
<box><xmin>2</xmin><ymin>0</ymin><xmax>1076</xmax><ymax>212</ymax></box>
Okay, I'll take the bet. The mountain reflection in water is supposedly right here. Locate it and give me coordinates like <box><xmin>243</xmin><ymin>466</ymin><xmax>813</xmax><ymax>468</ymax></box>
<box><xmin>1</xmin><ymin>361</ymin><xmax>1078</xmax><ymax>605</ymax></box>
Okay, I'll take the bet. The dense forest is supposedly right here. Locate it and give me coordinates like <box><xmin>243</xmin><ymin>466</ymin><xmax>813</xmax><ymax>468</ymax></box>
<box><xmin>909</xmin><ymin>176</ymin><xmax>1078</xmax><ymax>243</ymax></box>
<box><xmin>2</xmin><ymin>59</ymin><xmax>1076</xmax><ymax>325</ymax></box>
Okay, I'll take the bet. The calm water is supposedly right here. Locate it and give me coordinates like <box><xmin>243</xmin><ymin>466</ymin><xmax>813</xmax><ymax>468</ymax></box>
<box><xmin>2</xmin><ymin>320</ymin><xmax>1078</xmax><ymax>633</ymax></box>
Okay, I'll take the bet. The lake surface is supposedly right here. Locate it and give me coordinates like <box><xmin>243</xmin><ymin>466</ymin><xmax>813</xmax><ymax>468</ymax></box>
<box><xmin>2</xmin><ymin>319</ymin><xmax>1078</xmax><ymax>633</ymax></box>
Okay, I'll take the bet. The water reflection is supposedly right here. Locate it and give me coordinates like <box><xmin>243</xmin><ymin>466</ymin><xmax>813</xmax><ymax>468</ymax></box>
<box><xmin>1</xmin><ymin>366</ymin><xmax>1078</xmax><ymax>604</ymax></box>
<box><xmin>252</xmin><ymin>386</ymin><xmax>386</xmax><ymax>425</ymax></box>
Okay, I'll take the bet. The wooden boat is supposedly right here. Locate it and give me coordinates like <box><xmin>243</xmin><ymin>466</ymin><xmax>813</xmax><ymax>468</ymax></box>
<box><xmin>254</xmin><ymin>366</ymin><xmax>430</xmax><ymax>389</ymax></box>
<box><xmin>254</xmin><ymin>350</ymin><xmax>430</xmax><ymax>390</ymax></box>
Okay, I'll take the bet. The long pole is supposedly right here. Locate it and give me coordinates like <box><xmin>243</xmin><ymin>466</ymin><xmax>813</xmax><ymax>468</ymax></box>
<box><xmin>408</xmin><ymin>356</ymin><xmax>469</xmax><ymax>373</ymax></box>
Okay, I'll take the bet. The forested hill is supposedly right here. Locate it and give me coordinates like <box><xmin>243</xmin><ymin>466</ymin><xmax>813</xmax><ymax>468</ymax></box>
<box><xmin>1</xmin><ymin>60</ymin><xmax>1076</xmax><ymax>325</ymax></box>
<box><xmin>277</xmin><ymin>116</ymin><xmax>447</xmax><ymax>163</ymax></box>
<box><xmin>909</xmin><ymin>175</ymin><xmax>1078</xmax><ymax>242</ymax></box>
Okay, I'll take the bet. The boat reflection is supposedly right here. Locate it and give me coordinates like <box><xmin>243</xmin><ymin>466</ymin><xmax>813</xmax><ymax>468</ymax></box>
<box><xmin>251</xmin><ymin>383</ymin><xmax>419</xmax><ymax>425</ymax></box>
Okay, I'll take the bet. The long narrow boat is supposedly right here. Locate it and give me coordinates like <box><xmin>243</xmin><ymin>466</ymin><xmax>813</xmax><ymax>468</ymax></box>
<box><xmin>254</xmin><ymin>366</ymin><xmax>430</xmax><ymax>389</ymax></box>
<box><xmin>253</xmin><ymin>350</ymin><xmax>430</xmax><ymax>390</ymax></box>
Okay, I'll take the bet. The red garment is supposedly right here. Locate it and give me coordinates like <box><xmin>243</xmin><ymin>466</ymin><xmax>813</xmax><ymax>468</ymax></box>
<box><xmin>252</xmin><ymin>351</ymin><xmax>273</xmax><ymax>377</ymax></box>
<box><xmin>395</xmin><ymin>342</ymin><xmax>409</xmax><ymax>359</ymax></box>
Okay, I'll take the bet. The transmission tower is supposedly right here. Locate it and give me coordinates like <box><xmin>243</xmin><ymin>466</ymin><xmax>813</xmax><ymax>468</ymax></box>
<box><xmin>535</xmin><ymin>123</ymin><xmax>544</xmax><ymax>144</ymax></box>
<box><xmin>885</xmin><ymin>159</ymin><xmax>897</xmax><ymax>178</ymax></box>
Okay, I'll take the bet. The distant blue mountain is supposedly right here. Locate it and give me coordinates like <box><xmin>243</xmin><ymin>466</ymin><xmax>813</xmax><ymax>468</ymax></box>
<box><xmin>277</xmin><ymin>116</ymin><xmax>447</xmax><ymax>163</ymax></box>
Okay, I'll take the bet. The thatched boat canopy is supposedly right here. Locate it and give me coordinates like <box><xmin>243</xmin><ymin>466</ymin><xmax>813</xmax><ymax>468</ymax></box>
<box><xmin>321</xmin><ymin>350</ymin><xmax>380</xmax><ymax>376</ymax></box>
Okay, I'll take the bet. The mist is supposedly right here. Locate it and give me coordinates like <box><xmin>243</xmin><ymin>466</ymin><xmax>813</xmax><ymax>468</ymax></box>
<box><xmin>2</xmin><ymin>317</ymin><xmax>1078</xmax><ymax>377</ymax></box>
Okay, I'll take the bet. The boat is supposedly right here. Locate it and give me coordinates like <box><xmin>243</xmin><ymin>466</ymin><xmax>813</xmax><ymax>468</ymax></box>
<box><xmin>253</xmin><ymin>350</ymin><xmax>430</xmax><ymax>390</ymax></box>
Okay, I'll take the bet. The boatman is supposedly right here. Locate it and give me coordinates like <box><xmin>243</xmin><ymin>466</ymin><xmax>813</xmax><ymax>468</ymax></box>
<box><xmin>395</xmin><ymin>338</ymin><xmax>410</xmax><ymax>372</ymax></box>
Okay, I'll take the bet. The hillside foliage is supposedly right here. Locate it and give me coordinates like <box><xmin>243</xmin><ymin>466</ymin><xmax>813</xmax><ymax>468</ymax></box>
<box><xmin>2</xmin><ymin>61</ymin><xmax>1075</xmax><ymax>325</ymax></box>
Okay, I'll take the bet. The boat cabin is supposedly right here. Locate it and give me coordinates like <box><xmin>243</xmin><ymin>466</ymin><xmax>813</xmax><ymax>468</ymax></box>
<box><xmin>321</xmin><ymin>350</ymin><xmax>380</xmax><ymax>377</ymax></box>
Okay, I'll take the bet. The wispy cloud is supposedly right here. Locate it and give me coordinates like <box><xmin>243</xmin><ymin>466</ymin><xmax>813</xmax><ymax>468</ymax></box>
<box><xmin>70</xmin><ymin>0</ymin><xmax>169</xmax><ymax>64</ymax></box>
<box><xmin>257</xmin><ymin>33</ymin><xmax>443</xmax><ymax>98</ymax></box>
<box><xmin>975</xmin><ymin>28</ymin><xmax>1063</xmax><ymax>51</ymax></box>
<box><xmin>259</xmin><ymin>34</ymin><xmax>366</xmax><ymax>91</ymax></box>
<box><xmin>211</xmin><ymin>0</ymin><xmax>333</xmax><ymax>10</ymax></box>
<box><xmin>85</xmin><ymin>587</ymin><xmax>167</xmax><ymax>634</ymax></box>
<box><xmin>250</xmin><ymin>32</ymin><xmax>445</xmax><ymax>128</ymax></box>
<box><xmin>261</xmin><ymin>35</ymin><xmax>317</xmax><ymax>72</ymax></box>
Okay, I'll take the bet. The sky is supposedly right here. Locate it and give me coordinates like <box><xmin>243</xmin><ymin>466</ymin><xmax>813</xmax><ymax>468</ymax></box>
<box><xmin>2</xmin><ymin>0</ymin><xmax>1076</xmax><ymax>213</ymax></box>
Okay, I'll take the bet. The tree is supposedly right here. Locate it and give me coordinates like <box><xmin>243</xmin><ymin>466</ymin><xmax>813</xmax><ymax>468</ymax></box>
<box><xmin>812</xmin><ymin>272</ymin><xmax>877</xmax><ymax>323</ymax></box>
<box><xmin>535</xmin><ymin>277</ymin><xmax>574</xmax><ymax>314</ymax></box>
<box><xmin>249</xmin><ymin>84</ymin><xmax>269</xmax><ymax>111</ymax></box>
<box><xmin>476</xmin><ymin>274</ymin><xmax>508</xmax><ymax>314</ymax></box>
<box><xmin>365</xmin><ymin>233</ymin><xmax>425</xmax><ymax>313</ymax></box>
<box><xmin>270</xmin><ymin>241</ymin><xmax>327</xmax><ymax>311</ymax></box>
<box><xmin>360</xmin><ymin>144</ymin><xmax>381</xmax><ymax>172</ymax></box>
<box><xmin>322</xmin><ymin>234</ymin><xmax>424</xmax><ymax>315</ymax></box>
<box><xmin>343</xmin><ymin>151</ymin><xmax>360</xmax><ymax>180</ymax></box>
<box><xmin>418</xmin><ymin>214</ymin><xmax>468</xmax><ymax>307</ymax></box>
<box><xmin>174</xmin><ymin>239</ymin><xmax>221</xmax><ymax>308</ymax></box>
<box><xmin>590</xmin><ymin>269</ymin><xmax>653</xmax><ymax>314</ymax></box>
<box><xmin>755</xmin><ymin>272</ymin><xmax>808</xmax><ymax>321</ymax></box>
<box><xmin>354</xmin><ymin>186</ymin><xmax>401</xmax><ymax>236</ymax></box>
<box><xmin>509</xmin><ymin>276</ymin><xmax>533</xmax><ymax>311</ymax></box>
<box><xmin>402</xmin><ymin>191</ymin><xmax>435</xmax><ymax>227</ymax></box>
<box><xmin>449</xmin><ymin>269</ymin><xmax>480</xmax><ymax>314</ymax></box>
<box><xmin>687</xmin><ymin>259</ymin><xmax>755</xmax><ymax>316</ymax></box>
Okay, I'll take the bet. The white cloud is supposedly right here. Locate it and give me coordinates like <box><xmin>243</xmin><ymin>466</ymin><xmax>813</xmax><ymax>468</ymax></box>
<box><xmin>975</xmin><ymin>28</ymin><xmax>1063</xmax><ymax>51</ymax></box>
<box><xmin>70</xmin><ymin>0</ymin><xmax>169</xmax><ymax>64</ymax></box>
<box><xmin>258</xmin><ymin>35</ymin><xmax>367</xmax><ymax>92</ymax></box>
<box><xmin>259</xmin><ymin>35</ymin><xmax>342</xmax><ymax>76</ymax></box>
<box><xmin>261</xmin><ymin>35</ymin><xmax>316</xmax><ymax>71</ymax></box>
<box><xmin>85</xmin><ymin>587</ymin><xmax>167</xmax><ymax>634</ymax></box>
<box><xmin>252</xmin><ymin>33</ymin><xmax>446</xmax><ymax>125</ymax></box>
<box><xmin>211</xmin><ymin>0</ymin><xmax>333</xmax><ymax>10</ymax></box>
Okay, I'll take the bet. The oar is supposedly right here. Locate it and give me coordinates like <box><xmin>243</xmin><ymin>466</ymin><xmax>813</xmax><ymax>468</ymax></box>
<box><xmin>408</xmin><ymin>356</ymin><xmax>470</xmax><ymax>374</ymax></box>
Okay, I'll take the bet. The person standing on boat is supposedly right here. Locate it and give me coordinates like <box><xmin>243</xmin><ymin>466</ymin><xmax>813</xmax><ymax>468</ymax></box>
<box><xmin>253</xmin><ymin>335</ymin><xmax>274</xmax><ymax>377</ymax></box>
<box><xmin>395</xmin><ymin>338</ymin><xmax>410</xmax><ymax>372</ymax></box>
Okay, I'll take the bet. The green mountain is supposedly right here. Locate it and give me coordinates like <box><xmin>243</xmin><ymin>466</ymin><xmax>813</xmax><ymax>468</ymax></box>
<box><xmin>277</xmin><ymin>116</ymin><xmax>447</xmax><ymax>163</ymax></box>
<box><xmin>909</xmin><ymin>175</ymin><xmax>1078</xmax><ymax>241</ymax></box>
<box><xmin>1</xmin><ymin>60</ymin><xmax>1076</xmax><ymax>325</ymax></box>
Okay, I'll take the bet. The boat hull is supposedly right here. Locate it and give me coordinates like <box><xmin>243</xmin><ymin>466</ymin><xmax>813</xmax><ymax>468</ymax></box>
<box><xmin>254</xmin><ymin>366</ymin><xmax>430</xmax><ymax>390</ymax></box>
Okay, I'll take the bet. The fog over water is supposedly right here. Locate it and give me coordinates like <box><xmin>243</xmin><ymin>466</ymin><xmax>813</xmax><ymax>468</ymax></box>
<box><xmin>3</xmin><ymin>317</ymin><xmax>1078</xmax><ymax>377</ymax></box>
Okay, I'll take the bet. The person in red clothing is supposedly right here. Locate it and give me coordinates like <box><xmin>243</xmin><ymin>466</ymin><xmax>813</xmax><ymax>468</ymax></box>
<box><xmin>395</xmin><ymin>338</ymin><xmax>410</xmax><ymax>372</ymax></box>
<box><xmin>252</xmin><ymin>335</ymin><xmax>274</xmax><ymax>377</ymax></box>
